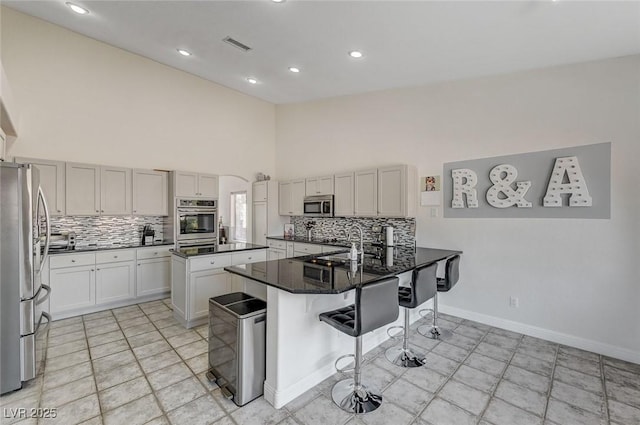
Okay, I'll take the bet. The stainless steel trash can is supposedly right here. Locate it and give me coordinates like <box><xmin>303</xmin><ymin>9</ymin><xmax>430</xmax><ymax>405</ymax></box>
<box><xmin>207</xmin><ymin>292</ymin><xmax>266</xmax><ymax>406</ymax></box>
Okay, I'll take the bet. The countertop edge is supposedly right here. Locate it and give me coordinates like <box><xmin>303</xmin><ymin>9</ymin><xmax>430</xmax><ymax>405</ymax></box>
<box><xmin>171</xmin><ymin>244</ymin><xmax>268</xmax><ymax>258</ymax></box>
<box><xmin>49</xmin><ymin>242</ymin><xmax>174</xmax><ymax>255</ymax></box>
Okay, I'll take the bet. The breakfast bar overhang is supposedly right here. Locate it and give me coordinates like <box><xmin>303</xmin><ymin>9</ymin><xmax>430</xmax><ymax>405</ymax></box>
<box><xmin>225</xmin><ymin>246</ymin><xmax>462</xmax><ymax>408</ymax></box>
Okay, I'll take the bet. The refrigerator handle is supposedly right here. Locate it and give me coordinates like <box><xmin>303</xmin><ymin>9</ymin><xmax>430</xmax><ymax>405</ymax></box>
<box><xmin>35</xmin><ymin>284</ymin><xmax>51</xmax><ymax>306</ymax></box>
<box><xmin>38</xmin><ymin>186</ymin><xmax>51</xmax><ymax>275</ymax></box>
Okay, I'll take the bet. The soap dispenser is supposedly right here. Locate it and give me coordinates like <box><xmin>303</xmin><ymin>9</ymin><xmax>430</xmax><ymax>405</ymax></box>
<box><xmin>349</xmin><ymin>242</ymin><xmax>358</xmax><ymax>262</ymax></box>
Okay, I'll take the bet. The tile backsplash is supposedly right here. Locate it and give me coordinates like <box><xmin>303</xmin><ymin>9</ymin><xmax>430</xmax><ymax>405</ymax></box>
<box><xmin>290</xmin><ymin>216</ymin><xmax>415</xmax><ymax>246</ymax></box>
<box><xmin>50</xmin><ymin>216</ymin><xmax>166</xmax><ymax>247</ymax></box>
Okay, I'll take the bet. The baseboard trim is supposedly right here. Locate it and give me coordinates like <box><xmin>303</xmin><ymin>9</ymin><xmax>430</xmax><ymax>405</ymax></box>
<box><xmin>439</xmin><ymin>304</ymin><xmax>640</xmax><ymax>365</ymax></box>
<box><xmin>51</xmin><ymin>292</ymin><xmax>170</xmax><ymax>321</ymax></box>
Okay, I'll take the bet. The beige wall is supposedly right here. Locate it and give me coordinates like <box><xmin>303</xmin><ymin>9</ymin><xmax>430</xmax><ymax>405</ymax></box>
<box><xmin>276</xmin><ymin>55</ymin><xmax>640</xmax><ymax>361</ymax></box>
<box><xmin>0</xmin><ymin>7</ymin><xmax>276</xmax><ymax>180</ymax></box>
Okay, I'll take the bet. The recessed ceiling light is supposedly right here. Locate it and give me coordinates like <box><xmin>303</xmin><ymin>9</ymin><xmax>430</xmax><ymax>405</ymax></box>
<box><xmin>288</xmin><ymin>67</ymin><xmax>300</xmax><ymax>73</ymax></box>
<box><xmin>246</xmin><ymin>77</ymin><xmax>258</xmax><ymax>84</ymax></box>
<box><xmin>177</xmin><ymin>49</ymin><xmax>192</xmax><ymax>57</ymax></box>
<box><xmin>348</xmin><ymin>50</ymin><xmax>364</xmax><ymax>59</ymax></box>
<box><xmin>66</xmin><ymin>2</ymin><xmax>89</xmax><ymax>15</ymax></box>
<box><xmin>272</xmin><ymin>0</ymin><xmax>286</xmax><ymax>3</ymax></box>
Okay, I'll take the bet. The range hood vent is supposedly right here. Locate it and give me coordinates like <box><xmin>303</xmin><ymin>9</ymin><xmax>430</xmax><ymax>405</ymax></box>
<box><xmin>223</xmin><ymin>37</ymin><xmax>252</xmax><ymax>52</ymax></box>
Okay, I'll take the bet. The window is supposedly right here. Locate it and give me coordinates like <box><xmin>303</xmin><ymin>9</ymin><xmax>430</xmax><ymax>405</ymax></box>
<box><xmin>229</xmin><ymin>191</ymin><xmax>247</xmax><ymax>242</ymax></box>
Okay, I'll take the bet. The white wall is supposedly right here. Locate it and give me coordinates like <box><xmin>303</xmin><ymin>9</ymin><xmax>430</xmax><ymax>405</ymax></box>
<box><xmin>0</xmin><ymin>7</ymin><xmax>276</xmax><ymax>180</ymax></box>
<box><xmin>276</xmin><ymin>55</ymin><xmax>640</xmax><ymax>362</ymax></box>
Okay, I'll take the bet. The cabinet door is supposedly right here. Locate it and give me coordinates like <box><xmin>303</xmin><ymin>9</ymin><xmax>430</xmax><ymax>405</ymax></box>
<box><xmin>253</xmin><ymin>202</ymin><xmax>267</xmax><ymax>246</ymax></box>
<box><xmin>305</xmin><ymin>178</ymin><xmax>318</xmax><ymax>197</ymax></box>
<box><xmin>334</xmin><ymin>172</ymin><xmax>354</xmax><ymax>217</ymax></box>
<box><xmin>317</xmin><ymin>176</ymin><xmax>335</xmax><ymax>195</ymax></box>
<box><xmin>95</xmin><ymin>261</ymin><xmax>135</xmax><ymax>304</ymax></box>
<box><xmin>174</xmin><ymin>171</ymin><xmax>198</xmax><ymax>197</ymax></box>
<box><xmin>136</xmin><ymin>257</ymin><xmax>170</xmax><ymax>297</ymax></box>
<box><xmin>378</xmin><ymin>165</ymin><xmax>406</xmax><ymax>217</ymax></box>
<box><xmin>286</xmin><ymin>242</ymin><xmax>294</xmax><ymax>258</ymax></box>
<box><xmin>198</xmin><ymin>174</ymin><xmax>219</xmax><ymax>198</ymax></box>
<box><xmin>278</xmin><ymin>181</ymin><xmax>292</xmax><ymax>215</ymax></box>
<box><xmin>253</xmin><ymin>181</ymin><xmax>268</xmax><ymax>202</ymax></box>
<box><xmin>290</xmin><ymin>179</ymin><xmax>306</xmax><ymax>215</ymax></box>
<box><xmin>189</xmin><ymin>269</ymin><xmax>230</xmax><ymax>320</ymax></box>
<box><xmin>133</xmin><ymin>169</ymin><xmax>168</xmax><ymax>216</ymax></box>
<box><xmin>354</xmin><ymin>169</ymin><xmax>378</xmax><ymax>217</ymax></box>
<box><xmin>267</xmin><ymin>248</ymin><xmax>285</xmax><ymax>261</ymax></box>
<box><xmin>50</xmin><ymin>265</ymin><xmax>95</xmax><ymax>314</ymax></box>
<box><xmin>66</xmin><ymin>163</ymin><xmax>100</xmax><ymax>215</ymax></box>
<box><xmin>16</xmin><ymin>158</ymin><xmax>66</xmax><ymax>216</ymax></box>
<box><xmin>100</xmin><ymin>166</ymin><xmax>132</xmax><ymax>215</ymax></box>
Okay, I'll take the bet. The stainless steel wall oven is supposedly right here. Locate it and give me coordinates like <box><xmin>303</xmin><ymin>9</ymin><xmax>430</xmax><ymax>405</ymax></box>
<box><xmin>176</xmin><ymin>198</ymin><xmax>218</xmax><ymax>247</ymax></box>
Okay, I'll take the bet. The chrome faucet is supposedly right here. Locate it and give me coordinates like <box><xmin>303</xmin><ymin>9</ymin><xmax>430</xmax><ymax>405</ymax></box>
<box><xmin>347</xmin><ymin>224</ymin><xmax>364</xmax><ymax>262</ymax></box>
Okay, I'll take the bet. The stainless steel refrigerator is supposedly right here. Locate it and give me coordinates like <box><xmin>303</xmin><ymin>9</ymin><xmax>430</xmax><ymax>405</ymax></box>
<box><xmin>1</xmin><ymin>162</ymin><xmax>51</xmax><ymax>394</ymax></box>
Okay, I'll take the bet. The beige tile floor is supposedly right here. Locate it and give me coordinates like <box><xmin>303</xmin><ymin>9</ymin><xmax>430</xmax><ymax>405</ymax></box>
<box><xmin>1</xmin><ymin>298</ymin><xmax>639</xmax><ymax>425</ymax></box>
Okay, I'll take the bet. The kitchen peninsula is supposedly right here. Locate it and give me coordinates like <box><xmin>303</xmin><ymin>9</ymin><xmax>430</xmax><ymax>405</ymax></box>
<box><xmin>171</xmin><ymin>243</ymin><xmax>268</xmax><ymax>328</ymax></box>
<box><xmin>225</xmin><ymin>245</ymin><xmax>461</xmax><ymax>408</ymax></box>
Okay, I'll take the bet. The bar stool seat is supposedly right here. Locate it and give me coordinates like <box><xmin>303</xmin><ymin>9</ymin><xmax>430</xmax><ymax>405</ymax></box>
<box><xmin>385</xmin><ymin>262</ymin><xmax>438</xmax><ymax>368</ymax></box>
<box><xmin>319</xmin><ymin>276</ymin><xmax>399</xmax><ymax>414</ymax></box>
<box><xmin>418</xmin><ymin>255</ymin><xmax>460</xmax><ymax>340</ymax></box>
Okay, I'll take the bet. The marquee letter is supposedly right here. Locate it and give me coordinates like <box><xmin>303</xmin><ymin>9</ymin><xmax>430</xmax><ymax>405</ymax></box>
<box><xmin>486</xmin><ymin>164</ymin><xmax>532</xmax><ymax>208</ymax></box>
<box><xmin>451</xmin><ymin>169</ymin><xmax>478</xmax><ymax>208</ymax></box>
<box><xmin>543</xmin><ymin>156</ymin><xmax>592</xmax><ymax>207</ymax></box>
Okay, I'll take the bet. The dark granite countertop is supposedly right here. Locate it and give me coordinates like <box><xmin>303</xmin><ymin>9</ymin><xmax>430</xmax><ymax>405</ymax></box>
<box><xmin>224</xmin><ymin>247</ymin><xmax>462</xmax><ymax>294</ymax></box>
<box><xmin>48</xmin><ymin>241</ymin><xmax>174</xmax><ymax>255</ymax></box>
<box><xmin>267</xmin><ymin>235</ymin><xmax>353</xmax><ymax>247</ymax></box>
<box><xmin>171</xmin><ymin>242</ymin><xmax>268</xmax><ymax>258</ymax></box>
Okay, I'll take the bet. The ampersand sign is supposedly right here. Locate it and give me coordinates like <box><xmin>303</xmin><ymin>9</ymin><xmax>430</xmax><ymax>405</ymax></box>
<box><xmin>486</xmin><ymin>164</ymin><xmax>532</xmax><ymax>208</ymax></box>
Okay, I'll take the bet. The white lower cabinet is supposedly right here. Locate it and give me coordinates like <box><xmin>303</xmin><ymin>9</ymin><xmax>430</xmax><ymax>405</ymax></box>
<box><xmin>136</xmin><ymin>246</ymin><xmax>172</xmax><ymax>296</ymax></box>
<box><xmin>137</xmin><ymin>258</ymin><xmax>171</xmax><ymax>297</ymax></box>
<box><xmin>49</xmin><ymin>247</ymin><xmax>171</xmax><ymax>319</ymax></box>
<box><xmin>267</xmin><ymin>248</ymin><xmax>286</xmax><ymax>261</ymax></box>
<box><xmin>189</xmin><ymin>269</ymin><xmax>231</xmax><ymax>320</ymax></box>
<box><xmin>96</xmin><ymin>261</ymin><xmax>135</xmax><ymax>304</ymax></box>
<box><xmin>171</xmin><ymin>249</ymin><xmax>267</xmax><ymax>328</ymax></box>
<box><xmin>50</xmin><ymin>264</ymin><xmax>96</xmax><ymax>315</ymax></box>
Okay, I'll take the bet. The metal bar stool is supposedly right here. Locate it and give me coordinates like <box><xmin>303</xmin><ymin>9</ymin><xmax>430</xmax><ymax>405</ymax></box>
<box><xmin>418</xmin><ymin>255</ymin><xmax>460</xmax><ymax>340</ymax></box>
<box><xmin>319</xmin><ymin>277</ymin><xmax>399</xmax><ymax>414</ymax></box>
<box><xmin>385</xmin><ymin>261</ymin><xmax>438</xmax><ymax>368</ymax></box>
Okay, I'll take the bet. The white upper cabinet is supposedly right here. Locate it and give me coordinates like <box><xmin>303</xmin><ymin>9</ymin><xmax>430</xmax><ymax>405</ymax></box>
<box><xmin>334</xmin><ymin>172</ymin><xmax>354</xmax><ymax>217</ymax></box>
<box><xmin>278</xmin><ymin>179</ymin><xmax>305</xmax><ymax>216</ymax></box>
<box><xmin>66</xmin><ymin>163</ymin><xmax>101</xmax><ymax>216</ymax></box>
<box><xmin>15</xmin><ymin>157</ymin><xmax>66</xmax><ymax>216</ymax></box>
<box><xmin>377</xmin><ymin>165</ymin><xmax>416</xmax><ymax>217</ymax></box>
<box><xmin>354</xmin><ymin>168</ymin><xmax>378</xmax><ymax>217</ymax></box>
<box><xmin>198</xmin><ymin>174</ymin><xmax>219</xmax><ymax>198</ymax></box>
<box><xmin>305</xmin><ymin>175</ymin><xmax>334</xmax><ymax>196</ymax></box>
<box><xmin>100</xmin><ymin>166</ymin><xmax>132</xmax><ymax>215</ymax></box>
<box><xmin>173</xmin><ymin>171</ymin><xmax>218</xmax><ymax>198</ymax></box>
<box><xmin>67</xmin><ymin>163</ymin><xmax>136</xmax><ymax>216</ymax></box>
<box><xmin>133</xmin><ymin>169</ymin><xmax>168</xmax><ymax>216</ymax></box>
<box><xmin>253</xmin><ymin>181</ymin><xmax>268</xmax><ymax>202</ymax></box>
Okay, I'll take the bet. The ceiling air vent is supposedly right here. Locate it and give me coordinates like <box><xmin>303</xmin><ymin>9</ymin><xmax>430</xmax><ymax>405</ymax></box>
<box><xmin>223</xmin><ymin>37</ymin><xmax>252</xmax><ymax>52</ymax></box>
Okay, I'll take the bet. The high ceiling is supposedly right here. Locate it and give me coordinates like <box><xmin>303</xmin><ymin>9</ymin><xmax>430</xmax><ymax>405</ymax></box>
<box><xmin>4</xmin><ymin>1</ymin><xmax>640</xmax><ymax>104</ymax></box>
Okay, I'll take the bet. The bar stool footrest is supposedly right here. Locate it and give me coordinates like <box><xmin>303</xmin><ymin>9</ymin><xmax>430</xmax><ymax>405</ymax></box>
<box><xmin>386</xmin><ymin>325</ymin><xmax>404</xmax><ymax>340</ymax></box>
<box><xmin>334</xmin><ymin>354</ymin><xmax>355</xmax><ymax>374</ymax></box>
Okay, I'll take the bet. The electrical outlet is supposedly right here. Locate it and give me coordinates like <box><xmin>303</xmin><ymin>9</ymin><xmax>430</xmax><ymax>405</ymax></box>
<box><xmin>509</xmin><ymin>296</ymin><xmax>519</xmax><ymax>308</ymax></box>
<box><xmin>430</xmin><ymin>207</ymin><xmax>439</xmax><ymax>218</ymax></box>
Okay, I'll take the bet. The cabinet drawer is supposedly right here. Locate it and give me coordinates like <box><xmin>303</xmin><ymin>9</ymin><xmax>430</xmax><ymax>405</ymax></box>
<box><xmin>293</xmin><ymin>243</ymin><xmax>323</xmax><ymax>255</ymax></box>
<box><xmin>190</xmin><ymin>254</ymin><xmax>232</xmax><ymax>272</ymax></box>
<box><xmin>232</xmin><ymin>249</ymin><xmax>266</xmax><ymax>266</ymax></box>
<box><xmin>137</xmin><ymin>246</ymin><xmax>172</xmax><ymax>260</ymax></box>
<box><xmin>96</xmin><ymin>249</ymin><xmax>136</xmax><ymax>264</ymax></box>
<box><xmin>50</xmin><ymin>253</ymin><xmax>96</xmax><ymax>269</ymax></box>
<box><xmin>267</xmin><ymin>239</ymin><xmax>286</xmax><ymax>249</ymax></box>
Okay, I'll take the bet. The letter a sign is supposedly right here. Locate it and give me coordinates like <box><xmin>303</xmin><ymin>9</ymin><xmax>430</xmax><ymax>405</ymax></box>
<box><xmin>543</xmin><ymin>156</ymin><xmax>592</xmax><ymax>207</ymax></box>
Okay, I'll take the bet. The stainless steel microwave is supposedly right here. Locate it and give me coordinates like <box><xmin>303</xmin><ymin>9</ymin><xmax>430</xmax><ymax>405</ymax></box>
<box><xmin>303</xmin><ymin>195</ymin><xmax>334</xmax><ymax>217</ymax></box>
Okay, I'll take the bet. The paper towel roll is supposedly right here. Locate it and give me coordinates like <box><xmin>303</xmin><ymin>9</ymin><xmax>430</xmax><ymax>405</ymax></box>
<box><xmin>386</xmin><ymin>247</ymin><xmax>394</xmax><ymax>267</ymax></box>
<box><xmin>385</xmin><ymin>226</ymin><xmax>394</xmax><ymax>246</ymax></box>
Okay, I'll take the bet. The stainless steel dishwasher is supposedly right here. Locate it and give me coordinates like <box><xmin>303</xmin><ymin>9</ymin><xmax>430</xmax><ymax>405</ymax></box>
<box><xmin>206</xmin><ymin>292</ymin><xmax>266</xmax><ymax>406</ymax></box>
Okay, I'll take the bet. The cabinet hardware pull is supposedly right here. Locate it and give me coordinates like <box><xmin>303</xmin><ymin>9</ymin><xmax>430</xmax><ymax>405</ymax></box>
<box><xmin>71</xmin><ymin>259</ymin><xmax>76</xmax><ymax>262</ymax></box>
<box><xmin>97</xmin><ymin>268</ymin><xmax>100</xmax><ymax>271</ymax></box>
<box><xmin>96</xmin><ymin>210</ymin><xmax>99</xmax><ymax>213</ymax></box>
<box><xmin>138</xmin><ymin>263</ymin><xmax>141</xmax><ymax>266</ymax></box>
<box><xmin>114</xmin><ymin>256</ymin><xmax>118</xmax><ymax>258</ymax></box>
<box><xmin>57</xmin><ymin>210</ymin><xmax>61</xmax><ymax>213</ymax></box>
<box><xmin>210</xmin><ymin>261</ymin><xmax>215</xmax><ymax>264</ymax></box>
<box><xmin>133</xmin><ymin>210</ymin><xmax>137</xmax><ymax>213</ymax></box>
<box><xmin>154</xmin><ymin>252</ymin><xmax>158</xmax><ymax>255</ymax></box>
<box><xmin>91</xmin><ymin>269</ymin><xmax>94</xmax><ymax>272</ymax></box>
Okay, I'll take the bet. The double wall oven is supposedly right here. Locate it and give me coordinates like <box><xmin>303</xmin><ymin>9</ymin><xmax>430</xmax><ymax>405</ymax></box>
<box><xmin>176</xmin><ymin>198</ymin><xmax>218</xmax><ymax>247</ymax></box>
